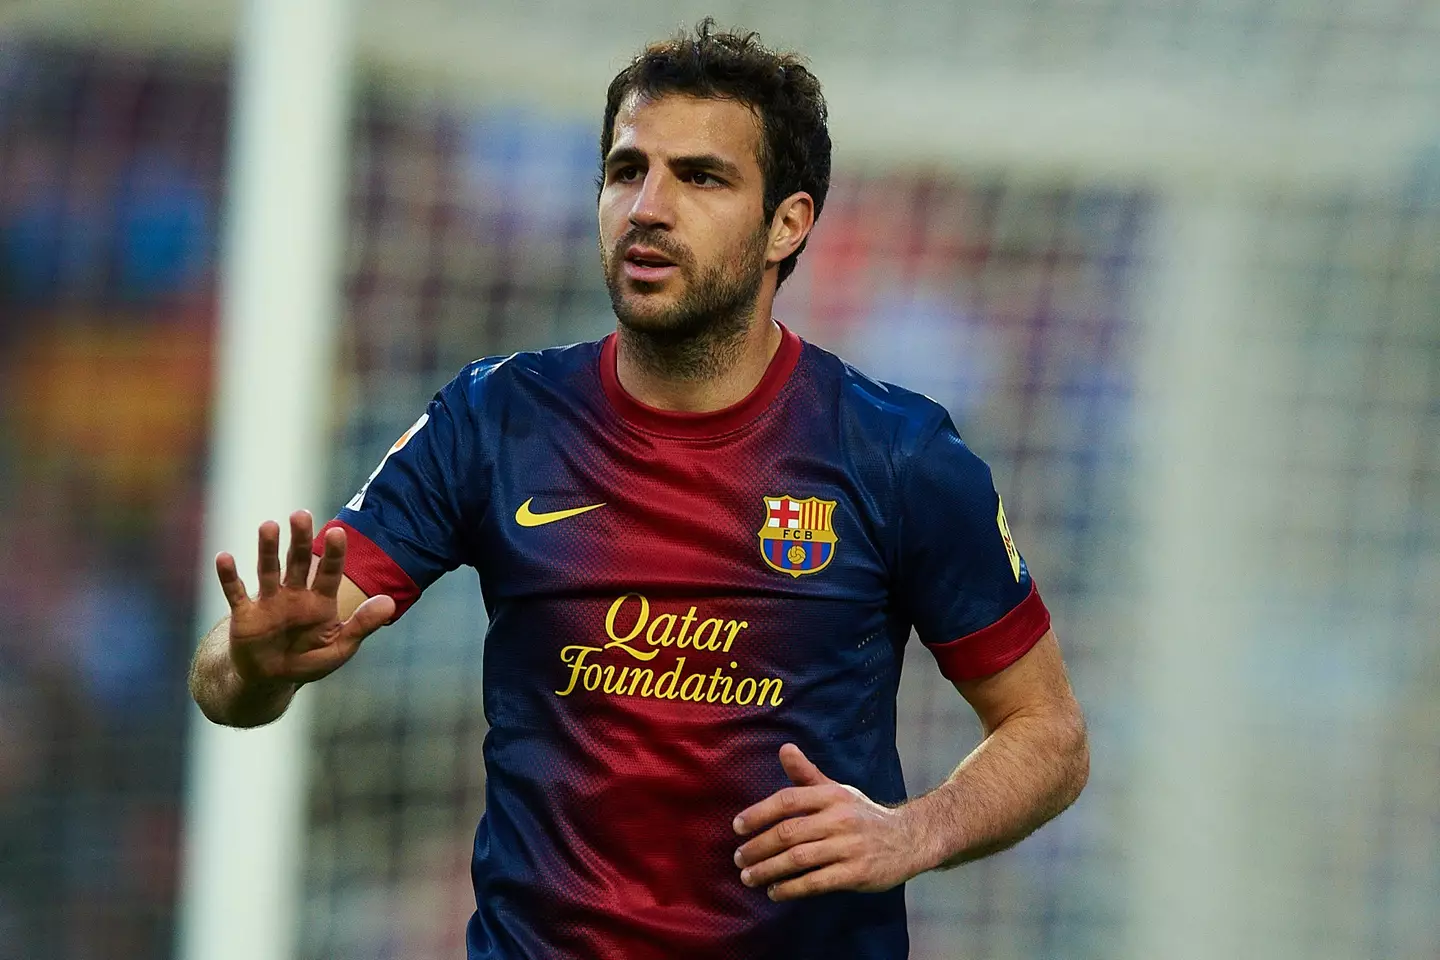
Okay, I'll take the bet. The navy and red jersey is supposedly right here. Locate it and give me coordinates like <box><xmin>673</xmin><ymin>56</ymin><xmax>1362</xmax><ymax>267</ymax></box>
<box><xmin>315</xmin><ymin>325</ymin><xmax>1050</xmax><ymax>960</ymax></box>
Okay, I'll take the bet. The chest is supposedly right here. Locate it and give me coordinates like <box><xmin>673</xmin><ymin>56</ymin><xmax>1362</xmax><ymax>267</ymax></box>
<box><xmin>474</xmin><ymin>416</ymin><xmax>892</xmax><ymax>607</ymax></box>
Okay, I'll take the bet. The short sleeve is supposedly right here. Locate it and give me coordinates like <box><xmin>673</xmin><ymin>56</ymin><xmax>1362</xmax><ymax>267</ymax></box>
<box><xmin>898</xmin><ymin>413</ymin><xmax>1050</xmax><ymax>682</ymax></box>
<box><xmin>312</xmin><ymin>375</ymin><xmax>478</xmax><ymax>619</ymax></box>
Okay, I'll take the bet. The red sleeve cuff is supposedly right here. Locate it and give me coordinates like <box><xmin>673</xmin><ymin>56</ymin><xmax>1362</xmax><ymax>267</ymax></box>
<box><xmin>312</xmin><ymin>519</ymin><xmax>422</xmax><ymax>619</ymax></box>
<box><xmin>923</xmin><ymin>583</ymin><xmax>1051</xmax><ymax>682</ymax></box>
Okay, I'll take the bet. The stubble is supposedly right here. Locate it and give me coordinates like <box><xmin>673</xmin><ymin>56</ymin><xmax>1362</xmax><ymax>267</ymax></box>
<box><xmin>603</xmin><ymin>224</ymin><xmax>770</xmax><ymax>383</ymax></box>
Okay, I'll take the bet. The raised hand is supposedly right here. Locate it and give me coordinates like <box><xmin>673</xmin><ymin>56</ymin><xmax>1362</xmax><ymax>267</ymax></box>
<box><xmin>731</xmin><ymin>743</ymin><xmax>927</xmax><ymax>901</ymax></box>
<box><xmin>215</xmin><ymin>510</ymin><xmax>395</xmax><ymax>689</ymax></box>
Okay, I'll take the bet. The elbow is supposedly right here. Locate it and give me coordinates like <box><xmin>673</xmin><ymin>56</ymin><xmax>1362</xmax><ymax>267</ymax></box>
<box><xmin>1057</xmin><ymin>702</ymin><xmax>1090</xmax><ymax>810</ymax></box>
<box><xmin>189</xmin><ymin>680</ymin><xmax>232</xmax><ymax>728</ymax></box>
<box><xmin>192</xmin><ymin>694</ymin><xmax>231</xmax><ymax>728</ymax></box>
<box><xmin>187</xmin><ymin>661</ymin><xmax>229</xmax><ymax>727</ymax></box>
<box><xmin>187</xmin><ymin>666</ymin><xmax>216</xmax><ymax>723</ymax></box>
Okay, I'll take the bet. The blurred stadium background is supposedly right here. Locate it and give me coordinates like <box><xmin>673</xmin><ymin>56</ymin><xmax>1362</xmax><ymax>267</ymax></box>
<box><xmin>2</xmin><ymin>1</ymin><xmax>1438</xmax><ymax>958</ymax></box>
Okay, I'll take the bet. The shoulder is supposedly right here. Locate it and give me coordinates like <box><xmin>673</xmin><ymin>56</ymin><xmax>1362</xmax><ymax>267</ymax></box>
<box><xmin>799</xmin><ymin>339</ymin><xmax>952</xmax><ymax>458</ymax></box>
<box><xmin>446</xmin><ymin>339</ymin><xmax>604</xmax><ymax>410</ymax></box>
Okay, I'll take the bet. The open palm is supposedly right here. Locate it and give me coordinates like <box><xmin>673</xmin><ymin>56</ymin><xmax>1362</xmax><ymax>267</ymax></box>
<box><xmin>215</xmin><ymin>511</ymin><xmax>394</xmax><ymax>686</ymax></box>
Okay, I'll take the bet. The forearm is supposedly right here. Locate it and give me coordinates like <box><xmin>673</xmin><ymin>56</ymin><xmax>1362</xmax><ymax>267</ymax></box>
<box><xmin>188</xmin><ymin>617</ymin><xmax>298</xmax><ymax>728</ymax></box>
<box><xmin>904</xmin><ymin>706</ymin><xmax>1089</xmax><ymax>872</ymax></box>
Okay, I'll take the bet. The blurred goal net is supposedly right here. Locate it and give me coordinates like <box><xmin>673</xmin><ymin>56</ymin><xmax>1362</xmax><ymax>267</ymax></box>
<box><xmin>302</xmin><ymin>83</ymin><xmax>1440</xmax><ymax>960</ymax></box>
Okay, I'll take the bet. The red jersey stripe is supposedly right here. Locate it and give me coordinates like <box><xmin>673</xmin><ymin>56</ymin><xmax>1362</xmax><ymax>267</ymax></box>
<box><xmin>311</xmin><ymin>519</ymin><xmax>421</xmax><ymax>618</ymax></box>
<box><xmin>922</xmin><ymin>583</ymin><xmax>1050</xmax><ymax>682</ymax></box>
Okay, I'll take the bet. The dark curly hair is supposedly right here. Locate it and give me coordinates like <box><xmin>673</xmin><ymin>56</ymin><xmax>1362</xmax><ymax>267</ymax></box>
<box><xmin>599</xmin><ymin>19</ymin><xmax>831</xmax><ymax>288</ymax></box>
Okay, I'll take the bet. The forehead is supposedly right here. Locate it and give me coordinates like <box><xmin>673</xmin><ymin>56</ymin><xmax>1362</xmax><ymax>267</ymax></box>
<box><xmin>609</xmin><ymin>92</ymin><xmax>764</xmax><ymax>169</ymax></box>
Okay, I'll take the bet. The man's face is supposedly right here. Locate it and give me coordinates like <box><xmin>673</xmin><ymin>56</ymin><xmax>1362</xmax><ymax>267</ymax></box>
<box><xmin>598</xmin><ymin>92</ymin><xmax>772</xmax><ymax>338</ymax></box>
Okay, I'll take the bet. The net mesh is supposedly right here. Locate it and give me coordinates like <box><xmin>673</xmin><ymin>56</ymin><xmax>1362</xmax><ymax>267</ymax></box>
<box><xmin>1234</xmin><ymin>193</ymin><xmax>1440</xmax><ymax>958</ymax></box>
<box><xmin>302</xmin><ymin>86</ymin><xmax>1440</xmax><ymax>959</ymax></box>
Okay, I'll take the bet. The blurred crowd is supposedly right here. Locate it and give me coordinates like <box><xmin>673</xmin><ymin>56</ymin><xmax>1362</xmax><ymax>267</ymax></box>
<box><xmin>0</xmin><ymin>47</ymin><xmax>226</xmax><ymax>959</ymax></box>
<box><xmin>0</xmin><ymin>40</ymin><xmax>1144</xmax><ymax>960</ymax></box>
<box><xmin>9</xmin><ymin>22</ymin><xmax>1433</xmax><ymax>960</ymax></box>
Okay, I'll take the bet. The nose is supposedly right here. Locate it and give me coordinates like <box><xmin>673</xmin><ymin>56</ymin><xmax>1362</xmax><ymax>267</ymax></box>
<box><xmin>629</xmin><ymin>169</ymin><xmax>675</xmax><ymax>230</ymax></box>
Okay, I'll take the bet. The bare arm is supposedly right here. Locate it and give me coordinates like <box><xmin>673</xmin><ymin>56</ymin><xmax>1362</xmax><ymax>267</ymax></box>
<box><xmin>732</xmin><ymin>630</ymin><xmax>1088</xmax><ymax>899</ymax></box>
<box><xmin>188</xmin><ymin>511</ymin><xmax>393</xmax><ymax>728</ymax></box>
<box><xmin>907</xmin><ymin>630</ymin><xmax>1088</xmax><ymax>868</ymax></box>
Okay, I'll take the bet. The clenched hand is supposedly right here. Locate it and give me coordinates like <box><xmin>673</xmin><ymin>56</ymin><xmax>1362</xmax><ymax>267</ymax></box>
<box><xmin>732</xmin><ymin>743</ymin><xmax>930</xmax><ymax>901</ymax></box>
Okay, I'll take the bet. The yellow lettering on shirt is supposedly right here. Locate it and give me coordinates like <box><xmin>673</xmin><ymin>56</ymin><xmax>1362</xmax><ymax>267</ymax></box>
<box><xmin>560</xmin><ymin>594</ymin><xmax>781</xmax><ymax>709</ymax></box>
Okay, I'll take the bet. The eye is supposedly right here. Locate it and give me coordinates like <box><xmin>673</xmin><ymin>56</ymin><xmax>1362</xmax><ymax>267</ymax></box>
<box><xmin>689</xmin><ymin>171</ymin><xmax>722</xmax><ymax>187</ymax></box>
<box><xmin>614</xmin><ymin>165</ymin><xmax>641</xmax><ymax>183</ymax></box>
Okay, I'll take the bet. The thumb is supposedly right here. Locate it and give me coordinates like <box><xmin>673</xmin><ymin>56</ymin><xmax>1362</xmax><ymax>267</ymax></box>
<box><xmin>779</xmin><ymin>743</ymin><xmax>832</xmax><ymax>787</ymax></box>
<box><xmin>341</xmin><ymin>594</ymin><xmax>397</xmax><ymax>643</ymax></box>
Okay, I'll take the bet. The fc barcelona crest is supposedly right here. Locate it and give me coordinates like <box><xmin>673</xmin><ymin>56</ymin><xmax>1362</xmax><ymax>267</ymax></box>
<box><xmin>758</xmin><ymin>495</ymin><xmax>839</xmax><ymax>578</ymax></box>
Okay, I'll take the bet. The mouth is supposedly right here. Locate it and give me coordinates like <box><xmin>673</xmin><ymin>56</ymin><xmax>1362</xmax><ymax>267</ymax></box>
<box><xmin>622</xmin><ymin>245</ymin><xmax>680</xmax><ymax>284</ymax></box>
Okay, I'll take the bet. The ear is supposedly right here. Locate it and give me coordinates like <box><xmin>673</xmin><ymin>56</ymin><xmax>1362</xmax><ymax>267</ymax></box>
<box><xmin>765</xmin><ymin>191</ymin><xmax>816</xmax><ymax>269</ymax></box>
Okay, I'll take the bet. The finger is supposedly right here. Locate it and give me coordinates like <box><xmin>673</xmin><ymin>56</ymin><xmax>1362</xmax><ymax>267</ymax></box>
<box><xmin>286</xmin><ymin>635</ymin><xmax>365</xmax><ymax>681</ymax></box>
<box><xmin>779</xmin><ymin>743</ymin><xmax>833</xmax><ymax>788</ymax></box>
<box><xmin>257</xmin><ymin>520</ymin><xmax>282</xmax><ymax>598</ymax></box>
<box><xmin>283</xmin><ymin>510</ymin><xmax>315</xmax><ymax>588</ymax></box>
<box><xmin>311</xmin><ymin>526</ymin><xmax>347</xmax><ymax>598</ymax></box>
<box><xmin>735</xmin><ymin>810</ymin><xmax>841</xmax><ymax>868</ymax></box>
<box><xmin>734</xmin><ymin>784</ymin><xmax>841</xmax><ymax>836</ymax></box>
<box><xmin>740</xmin><ymin>837</ymin><xmax>855</xmax><ymax>889</ymax></box>
<box><xmin>215</xmin><ymin>552</ymin><xmax>250</xmax><ymax>611</ymax></box>
<box><xmin>766</xmin><ymin>862</ymin><xmax>861</xmax><ymax>902</ymax></box>
<box><xmin>340</xmin><ymin>594</ymin><xmax>397</xmax><ymax>643</ymax></box>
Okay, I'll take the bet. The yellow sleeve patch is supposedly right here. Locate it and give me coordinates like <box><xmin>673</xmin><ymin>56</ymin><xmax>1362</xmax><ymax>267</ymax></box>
<box><xmin>997</xmin><ymin>496</ymin><xmax>1021</xmax><ymax>582</ymax></box>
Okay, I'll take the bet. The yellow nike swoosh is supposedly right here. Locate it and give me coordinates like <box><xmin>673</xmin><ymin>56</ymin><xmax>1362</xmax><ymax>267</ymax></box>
<box><xmin>515</xmin><ymin>497</ymin><xmax>606</xmax><ymax>528</ymax></box>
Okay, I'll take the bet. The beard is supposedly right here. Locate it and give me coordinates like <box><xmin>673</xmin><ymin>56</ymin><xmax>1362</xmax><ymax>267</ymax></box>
<box><xmin>602</xmin><ymin>223</ymin><xmax>769</xmax><ymax>382</ymax></box>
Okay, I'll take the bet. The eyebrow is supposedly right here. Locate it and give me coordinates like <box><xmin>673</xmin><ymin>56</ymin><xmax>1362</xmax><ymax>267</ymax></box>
<box><xmin>605</xmin><ymin>147</ymin><xmax>745</xmax><ymax>181</ymax></box>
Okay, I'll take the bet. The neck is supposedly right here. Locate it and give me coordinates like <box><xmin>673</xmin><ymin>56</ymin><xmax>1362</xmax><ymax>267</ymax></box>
<box><xmin>615</xmin><ymin>310</ymin><xmax>783</xmax><ymax>413</ymax></box>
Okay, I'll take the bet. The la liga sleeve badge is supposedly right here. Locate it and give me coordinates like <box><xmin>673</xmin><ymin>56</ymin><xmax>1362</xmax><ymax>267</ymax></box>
<box><xmin>997</xmin><ymin>495</ymin><xmax>1022</xmax><ymax>582</ymax></box>
<box><xmin>346</xmin><ymin>412</ymin><xmax>430</xmax><ymax>511</ymax></box>
<box><xmin>758</xmin><ymin>495</ymin><xmax>838</xmax><ymax>577</ymax></box>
